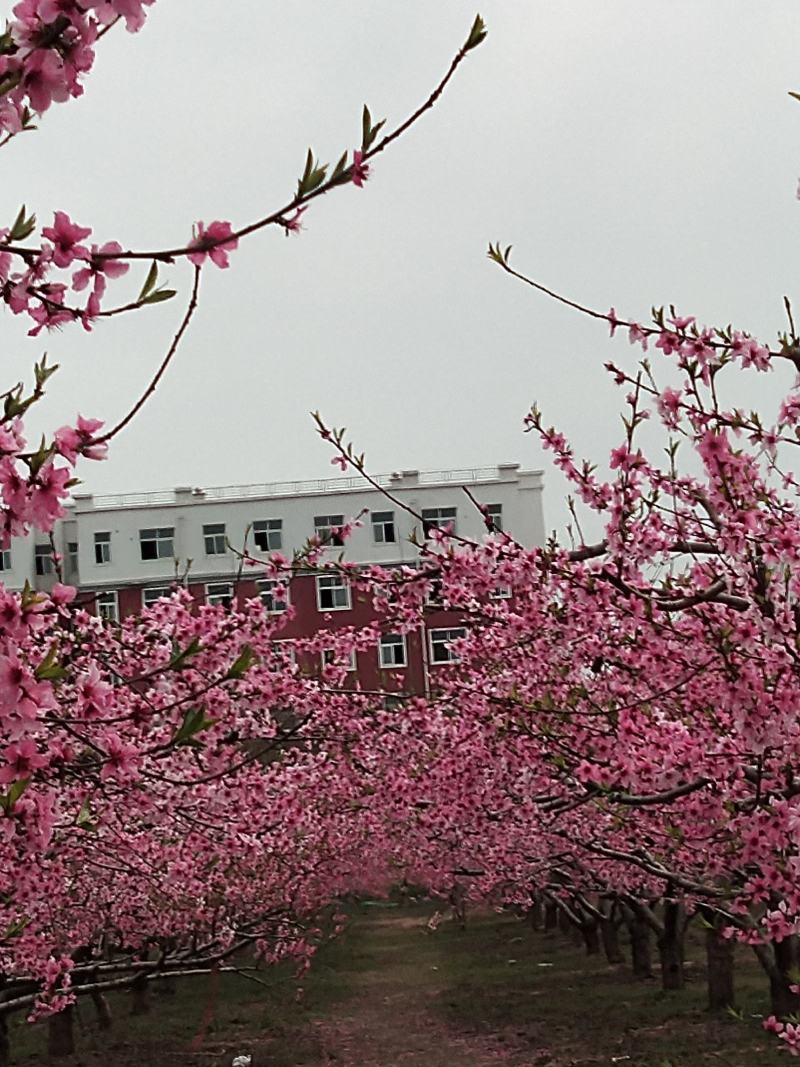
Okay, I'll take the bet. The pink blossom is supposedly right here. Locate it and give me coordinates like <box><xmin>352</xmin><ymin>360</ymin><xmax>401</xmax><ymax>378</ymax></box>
<box><xmin>42</xmin><ymin>211</ymin><xmax>92</xmax><ymax>268</ymax></box>
<box><xmin>668</xmin><ymin>314</ymin><xmax>696</xmax><ymax>331</ymax></box>
<box><xmin>331</xmin><ymin>456</ymin><xmax>348</xmax><ymax>471</ymax></box>
<box><xmin>352</xmin><ymin>149</ymin><xmax>370</xmax><ymax>188</ymax></box>
<box><xmin>99</xmin><ymin>732</ymin><xmax>139</xmax><ymax>782</ymax></box>
<box><xmin>607</xmin><ymin>307</ymin><xmax>619</xmax><ymax>338</ymax></box>
<box><xmin>282</xmin><ymin>206</ymin><xmax>307</xmax><ymax>236</ymax></box>
<box><xmin>85</xmin><ymin>0</ymin><xmax>155</xmax><ymax>33</ymax></box>
<box><xmin>72</xmin><ymin>241</ymin><xmax>129</xmax><ymax>297</ymax></box>
<box><xmin>187</xmin><ymin>220</ymin><xmax>238</xmax><ymax>269</ymax></box>
<box><xmin>627</xmin><ymin>322</ymin><xmax>648</xmax><ymax>350</ymax></box>
<box><xmin>0</xmin><ymin>739</ymin><xmax>47</xmax><ymax>784</ymax></box>
<box><xmin>20</xmin><ymin>50</ymin><xmax>70</xmax><ymax>113</ymax></box>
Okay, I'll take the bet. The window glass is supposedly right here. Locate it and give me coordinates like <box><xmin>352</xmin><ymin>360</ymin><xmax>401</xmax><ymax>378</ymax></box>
<box><xmin>316</xmin><ymin>573</ymin><xmax>350</xmax><ymax>610</ymax></box>
<box><xmin>203</xmin><ymin>523</ymin><xmax>227</xmax><ymax>556</ymax></box>
<box><xmin>314</xmin><ymin>515</ymin><xmax>345</xmax><ymax>547</ymax></box>
<box><xmin>253</xmin><ymin>519</ymin><xmax>282</xmax><ymax>552</ymax></box>
<box><xmin>372</xmin><ymin>510</ymin><xmax>396</xmax><ymax>544</ymax></box>
<box><xmin>379</xmin><ymin>633</ymin><xmax>407</xmax><ymax>668</ymax></box>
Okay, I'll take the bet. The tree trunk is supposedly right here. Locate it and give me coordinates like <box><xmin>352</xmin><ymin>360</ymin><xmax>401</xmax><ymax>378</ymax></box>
<box><xmin>528</xmin><ymin>897</ymin><xmax>543</xmax><ymax>931</ymax></box>
<box><xmin>47</xmin><ymin>1006</ymin><xmax>75</xmax><ymax>1057</ymax></box>
<box><xmin>600</xmin><ymin>901</ymin><xmax>624</xmax><ymax>965</ymax></box>
<box><xmin>91</xmin><ymin>988</ymin><xmax>113</xmax><ymax>1029</ymax></box>
<box><xmin>544</xmin><ymin>899</ymin><xmax>558</xmax><ymax>933</ymax></box>
<box><xmin>627</xmin><ymin>915</ymin><xmax>653</xmax><ymax>978</ymax></box>
<box><xmin>657</xmin><ymin>901</ymin><xmax>685</xmax><ymax>991</ymax></box>
<box><xmin>767</xmin><ymin>938</ymin><xmax>800</xmax><ymax>1018</ymax></box>
<box><xmin>558</xmin><ymin>906</ymin><xmax>572</xmax><ymax>936</ymax></box>
<box><xmin>706</xmin><ymin>925</ymin><xmax>735</xmax><ymax>1011</ymax></box>
<box><xmin>581</xmin><ymin>920</ymin><xmax>600</xmax><ymax>956</ymax></box>
<box><xmin>130</xmin><ymin>974</ymin><xmax>150</xmax><ymax>1015</ymax></box>
<box><xmin>0</xmin><ymin>1014</ymin><xmax>10</xmax><ymax>1067</ymax></box>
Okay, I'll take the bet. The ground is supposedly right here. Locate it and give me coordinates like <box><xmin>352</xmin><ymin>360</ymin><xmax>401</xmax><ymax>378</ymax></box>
<box><xmin>8</xmin><ymin>902</ymin><xmax>789</xmax><ymax>1066</ymax></box>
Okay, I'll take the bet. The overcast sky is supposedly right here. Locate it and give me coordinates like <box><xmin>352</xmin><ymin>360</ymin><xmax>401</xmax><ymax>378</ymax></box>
<box><xmin>3</xmin><ymin>2</ymin><xmax>799</xmax><ymax>537</ymax></box>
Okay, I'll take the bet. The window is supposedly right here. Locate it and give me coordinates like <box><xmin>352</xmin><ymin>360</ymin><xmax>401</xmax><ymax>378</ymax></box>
<box><xmin>253</xmin><ymin>518</ymin><xmax>282</xmax><ymax>552</ymax></box>
<box><xmin>491</xmin><ymin>586</ymin><xmax>512</xmax><ymax>600</ymax></box>
<box><xmin>372</xmin><ymin>510</ymin><xmax>396</xmax><ymax>544</ymax></box>
<box><xmin>421</xmin><ymin>506</ymin><xmax>457</xmax><ymax>537</ymax></box>
<box><xmin>485</xmin><ymin>503</ymin><xmax>503</xmax><ymax>532</ymax></box>
<box><xmin>203</xmin><ymin>522</ymin><xmax>226</xmax><ymax>556</ymax></box>
<box><xmin>257</xmin><ymin>578</ymin><xmax>290</xmax><ymax>614</ymax></box>
<box><xmin>206</xmin><ymin>582</ymin><xmax>233</xmax><ymax>608</ymax></box>
<box><xmin>315</xmin><ymin>573</ymin><xmax>351</xmax><ymax>611</ymax></box>
<box><xmin>425</xmin><ymin>577</ymin><xmax>445</xmax><ymax>608</ymax></box>
<box><xmin>272</xmin><ymin>640</ymin><xmax>296</xmax><ymax>667</ymax></box>
<box><xmin>429</xmin><ymin>627</ymin><xmax>466</xmax><ymax>664</ymax></box>
<box><xmin>67</xmin><ymin>542</ymin><xmax>78</xmax><ymax>571</ymax></box>
<box><xmin>379</xmin><ymin>633</ymin><xmax>407</xmax><ymax>668</ymax></box>
<box><xmin>314</xmin><ymin>514</ymin><xmax>345</xmax><ymax>547</ymax></box>
<box><xmin>34</xmin><ymin>544</ymin><xmax>54</xmax><ymax>576</ymax></box>
<box><xmin>0</xmin><ymin>549</ymin><xmax>11</xmax><ymax>572</ymax></box>
<box><xmin>321</xmin><ymin>648</ymin><xmax>357</xmax><ymax>672</ymax></box>
<box><xmin>142</xmin><ymin>586</ymin><xmax>172</xmax><ymax>608</ymax></box>
<box><xmin>94</xmin><ymin>531</ymin><xmax>111</xmax><ymax>565</ymax></box>
<box><xmin>95</xmin><ymin>591</ymin><xmax>119</xmax><ymax>623</ymax></box>
<box><xmin>139</xmin><ymin>527</ymin><xmax>174</xmax><ymax>561</ymax></box>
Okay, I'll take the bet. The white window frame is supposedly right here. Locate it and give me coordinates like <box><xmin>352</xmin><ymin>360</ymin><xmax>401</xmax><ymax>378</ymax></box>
<box><xmin>371</xmin><ymin>510</ymin><xmax>396</xmax><ymax>545</ymax></box>
<box><xmin>253</xmin><ymin>518</ymin><xmax>283</xmax><ymax>552</ymax></box>
<box><xmin>203</xmin><ymin>522</ymin><xmax>227</xmax><ymax>556</ymax></box>
<box><xmin>485</xmin><ymin>503</ymin><xmax>503</xmax><ymax>532</ymax></box>
<box><xmin>429</xmin><ymin>627</ymin><xmax>466</xmax><ymax>665</ymax></box>
<box><xmin>421</xmin><ymin>506</ymin><xmax>457</xmax><ymax>537</ymax></box>
<box><xmin>0</xmin><ymin>549</ymin><xmax>11</xmax><ymax>572</ymax></box>
<box><xmin>94</xmin><ymin>530</ymin><xmax>111</xmax><ymax>565</ymax></box>
<box><xmin>257</xmin><ymin>578</ymin><xmax>290</xmax><ymax>615</ymax></box>
<box><xmin>314</xmin><ymin>514</ymin><xmax>345</xmax><ymax>547</ymax></box>
<box><xmin>378</xmin><ymin>633</ymin><xmax>407</xmax><ymax>669</ymax></box>
<box><xmin>491</xmin><ymin>585</ymin><xmax>512</xmax><ymax>600</ymax></box>
<box><xmin>95</xmin><ymin>590</ymin><xmax>119</xmax><ymax>623</ymax></box>
<box><xmin>142</xmin><ymin>586</ymin><xmax>172</xmax><ymax>608</ymax></box>
<box><xmin>67</xmin><ymin>542</ymin><xmax>78</xmax><ymax>572</ymax></box>
<box><xmin>321</xmin><ymin>648</ymin><xmax>357</xmax><ymax>672</ymax></box>
<box><xmin>34</xmin><ymin>544</ymin><xmax>54</xmax><ymax>576</ymax></box>
<box><xmin>254</xmin><ymin>520</ymin><xmax>285</xmax><ymax>554</ymax></box>
<box><xmin>205</xmin><ymin>582</ymin><xmax>234</xmax><ymax>608</ymax></box>
<box><xmin>315</xmin><ymin>573</ymin><xmax>351</xmax><ymax>611</ymax></box>
<box><xmin>139</xmin><ymin>527</ymin><xmax>175</xmax><ymax>561</ymax></box>
<box><xmin>272</xmin><ymin>640</ymin><xmax>296</xmax><ymax>666</ymax></box>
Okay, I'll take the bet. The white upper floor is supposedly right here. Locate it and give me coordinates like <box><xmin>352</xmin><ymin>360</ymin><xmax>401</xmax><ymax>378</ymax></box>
<box><xmin>7</xmin><ymin>464</ymin><xmax>545</xmax><ymax>591</ymax></box>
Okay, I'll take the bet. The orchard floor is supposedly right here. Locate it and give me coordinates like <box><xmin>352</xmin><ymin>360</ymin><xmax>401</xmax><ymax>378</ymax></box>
<box><xmin>10</xmin><ymin>902</ymin><xmax>788</xmax><ymax>1067</ymax></box>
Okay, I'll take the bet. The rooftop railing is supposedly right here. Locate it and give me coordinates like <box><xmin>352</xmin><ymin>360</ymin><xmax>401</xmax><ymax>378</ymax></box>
<box><xmin>78</xmin><ymin>466</ymin><xmax>532</xmax><ymax>511</ymax></box>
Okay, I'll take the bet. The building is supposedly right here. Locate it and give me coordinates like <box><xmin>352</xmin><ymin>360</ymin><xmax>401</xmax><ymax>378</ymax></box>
<box><xmin>16</xmin><ymin>464</ymin><xmax>544</xmax><ymax>696</ymax></box>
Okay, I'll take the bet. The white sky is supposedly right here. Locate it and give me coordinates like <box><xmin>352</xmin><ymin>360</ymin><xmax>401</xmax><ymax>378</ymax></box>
<box><xmin>3</xmin><ymin>1</ymin><xmax>799</xmax><ymax>537</ymax></box>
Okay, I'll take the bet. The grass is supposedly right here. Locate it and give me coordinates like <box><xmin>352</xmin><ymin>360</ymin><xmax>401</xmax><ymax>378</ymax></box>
<box><xmin>5</xmin><ymin>902</ymin><xmax>790</xmax><ymax>1066</ymax></box>
<box><xmin>426</xmin><ymin>909</ymin><xmax>787</xmax><ymax>1066</ymax></box>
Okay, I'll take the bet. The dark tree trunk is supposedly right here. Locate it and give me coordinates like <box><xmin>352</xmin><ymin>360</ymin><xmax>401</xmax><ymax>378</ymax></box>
<box><xmin>581</xmin><ymin>920</ymin><xmax>600</xmax><ymax>956</ymax></box>
<box><xmin>528</xmin><ymin>897</ymin><xmax>543</xmax><ymax>931</ymax></box>
<box><xmin>705</xmin><ymin>925</ymin><xmax>735</xmax><ymax>1011</ymax></box>
<box><xmin>558</xmin><ymin>906</ymin><xmax>572</xmax><ymax>936</ymax></box>
<box><xmin>600</xmin><ymin>900</ymin><xmax>624</xmax><ymax>965</ymax></box>
<box><xmin>627</xmin><ymin>915</ymin><xmax>653</xmax><ymax>978</ymax></box>
<box><xmin>0</xmin><ymin>1014</ymin><xmax>9</xmax><ymax>1067</ymax></box>
<box><xmin>544</xmin><ymin>899</ymin><xmax>558</xmax><ymax>933</ymax></box>
<box><xmin>130</xmin><ymin>974</ymin><xmax>150</xmax><ymax>1015</ymax></box>
<box><xmin>47</xmin><ymin>1006</ymin><xmax>75</xmax><ymax>1057</ymax></box>
<box><xmin>91</xmin><ymin>988</ymin><xmax>113</xmax><ymax>1029</ymax></box>
<box><xmin>657</xmin><ymin>901</ymin><xmax>685</xmax><ymax>991</ymax></box>
<box><xmin>764</xmin><ymin>938</ymin><xmax>800</xmax><ymax>1018</ymax></box>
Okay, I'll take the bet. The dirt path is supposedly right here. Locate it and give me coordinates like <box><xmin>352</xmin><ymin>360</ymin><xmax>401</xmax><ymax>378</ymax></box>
<box><xmin>292</xmin><ymin>912</ymin><xmax>536</xmax><ymax>1067</ymax></box>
